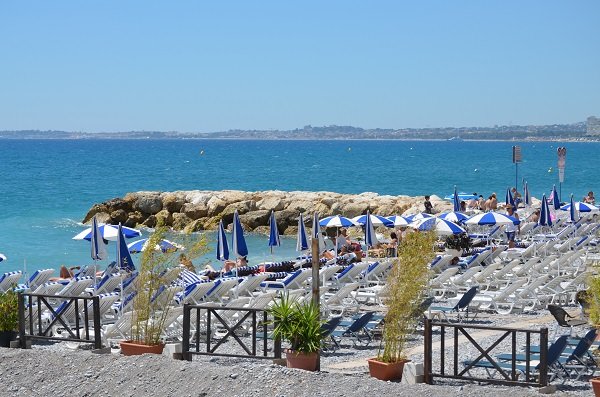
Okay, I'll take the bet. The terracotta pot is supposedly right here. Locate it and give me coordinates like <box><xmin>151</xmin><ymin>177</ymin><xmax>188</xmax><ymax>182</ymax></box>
<box><xmin>119</xmin><ymin>340</ymin><xmax>165</xmax><ymax>356</ymax></box>
<box><xmin>367</xmin><ymin>358</ymin><xmax>410</xmax><ymax>381</ymax></box>
<box><xmin>591</xmin><ymin>377</ymin><xmax>600</xmax><ymax>397</ymax></box>
<box><xmin>285</xmin><ymin>350</ymin><xmax>318</xmax><ymax>371</ymax></box>
<box><xmin>0</xmin><ymin>331</ymin><xmax>17</xmax><ymax>348</ymax></box>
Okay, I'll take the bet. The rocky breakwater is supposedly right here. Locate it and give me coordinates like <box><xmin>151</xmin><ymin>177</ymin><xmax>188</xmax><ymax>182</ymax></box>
<box><xmin>82</xmin><ymin>190</ymin><xmax>453</xmax><ymax>235</ymax></box>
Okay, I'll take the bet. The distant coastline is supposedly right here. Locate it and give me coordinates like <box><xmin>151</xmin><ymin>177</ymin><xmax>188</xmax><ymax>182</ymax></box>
<box><xmin>1</xmin><ymin>120</ymin><xmax>599</xmax><ymax>141</ymax></box>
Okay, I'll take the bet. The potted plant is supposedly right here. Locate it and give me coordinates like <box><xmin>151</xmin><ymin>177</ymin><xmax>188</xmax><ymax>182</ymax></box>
<box><xmin>120</xmin><ymin>225</ymin><xmax>208</xmax><ymax>356</ymax></box>
<box><xmin>0</xmin><ymin>289</ymin><xmax>19</xmax><ymax>348</ymax></box>
<box><xmin>269</xmin><ymin>294</ymin><xmax>323</xmax><ymax>371</ymax></box>
<box><xmin>368</xmin><ymin>231</ymin><xmax>436</xmax><ymax>381</ymax></box>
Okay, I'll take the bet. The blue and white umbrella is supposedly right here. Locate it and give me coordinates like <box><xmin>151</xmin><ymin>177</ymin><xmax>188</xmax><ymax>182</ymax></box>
<box><xmin>410</xmin><ymin>217</ymin><xmax>465</xmax><ymax>235</ymax></box>
<box><xmin>465</xmin><ymin>212</ymin><xmax>520</xmax><ymax>226</ymax></box>
<box><xmin>231</xmin><ymin>210</ymin><xmax>248</xmax><ymax>258</ymax></box>
<box><xmin>352</xmin><ymin>214</ymin><xmax>393</xmax><ymax>227</ymax></box>
<box><xmin>268</xmin><ymin>210</ymin><xmax>281</xmax><ymax>254</ymax></box>
<box><xmin>216</xmin><ymin>220</ymin><xmax>229</xmax><ymax>261</ymax></box>
<box><xmin>538</xmin><ymin>194</ymin><xmax>552</xmax><ymax>227</ymax></box>
<box><xmin>91</xmin><ymin>216</ymin><xmax>108</xmax><ymax>261</ymax></box>
<box><xmin>438</xmin><ymin>212</ymin><xmax>468</xmax><ymax>224</ymax></box>
<box><xmin>364</xmin><ymin>210</ymin><xmax>379</xmax><ymax>248</ymax></box>
<box><xmin>116</xmin><ymin>223</ymin><xmax>135</xmax><ymax>272</ymax></box>
<box><xmin>296</xmin><ymin>214</ymin><xmax>309</xmax><ymax>252</ymax></box>
<box><xmin>505</xmin><ymin>187</ymin><xmax>516</xmax><ymax>210</ymax></box>
<box><xmin>127</xmin><ymin>238</ymin><xmax>184</xmax><ymax>253</ymax></box>
<box><xmin>312</xmin><ymin>212</ymin><xmax>326</xmax><ymax>253</ymax></box>
<box><xmin>319</xmin><ymin>215</ymin><xmax>356</xmax><ymax>228</ymax></box>
<box><xmin>453</xmin><ymin>187</ymin><xmax>461</xmax><ymax>212</ymax></box>
<box><xmin>560</xmin><ymin>201</ymin><xmax>599</xmax><ymax>213</ymax></box>
<box><xmin>523</xmin><ymin>181</ymin><xmax>531</xmax><ymax>206</ymax></box>
<box><xmin>0</xmin><ymin>253</ymin><xmax>6</xmax><ymax>262</ymax></box>
<box><xmin>404</xmin><ymin>212</ymin><xmax>434</xmax><ymax>223</ymax></box>
<box><xmin>551</xmin><ymin>184</ymin><xmax>561</xmax><ymax>210</ymax></box>
<box><xmin>386</xmin><ymin>215</ymin><xmax>409</xmax><ymax>227</ymax></box>
<box><xmin>73</xmin><ymin>224</ymin><xmax>141</xmax><ymax>241</ymax></box>
<box><xmin>568</xmin><ymin>194</ymin><xmax>578</xmax><ymax>223</ymax></box>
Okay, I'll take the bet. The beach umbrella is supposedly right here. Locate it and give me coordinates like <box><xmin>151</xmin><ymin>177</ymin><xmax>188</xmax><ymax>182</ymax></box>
<box><xmin>90</xmin><ymin>216</ymin><xmax>108</xmax><ymax>261</ymax></box>
<box><xmin>410</xmin><ymin>217</ymin><xmax>465</xmax><ymax>235</ymax></box>
<box><xmin>216</xmin><ymin>220</ymin><xmax>229</xmax><ymax>261</ymax></box>
<box><xmin>127</xmin><ymin>238</ymin><xmax>184</xmax><ymax>253</ymax></box>
<box><xmin>268</xmin><ymin>210</ymin><xmax>281</xmax><ymax>254</ymax></box>
<box><xmin>523</xmin><ymin>181</ymin><xmax>531</xmax><ymax>206</ymax></box>
<box><xmin>386</xmin><ymin>215</ymin><xmax>409</xmax><ymax>227</ymax></box>
<box><xmin>438</xmin><ymin>212</ymin><xmax>468</xmax><ymax>224</ymax></box>
<box><xmin>364</xmin><ymin>210</ymin><xmax>379</xmax><ymax>248</ymax></box>
<box><xmin>0</xmin><ymin>253</ymin><xmax>6</xmax><ymax>262</ymax></box>
<box><xmin>568</xmin><ymin>194</ymin><xmax>578</xmax><ymax>223</ymax></box>
<box><xmin>404</xmin><ymin>212</ymin><xmax>434</xmax><ymax>223</ymax></box>
<box><xmin>296</xmin><ymin>214</ymin><xmax>309</xmax><ymax>252</ymax></box>
<box><xmin>505</xmin><ymin>187</ymin><xmax>516</xmax><ymax>210</ymax></box>
<box><xmin>538</xmin><ymin>194</ymin><xmax>552</xmax><ymax>227</ymax></box>
<box><xmin>319</xmin><ymin>215</ymin><xmax>356</xmax><ymax>228</ymax></box>
<box><xmin>352</xmin><ymin>214</ymin><xmax>393</xmax><ymax>227</ymax></box>
<box><xmin>465</xmin><ymin>212</ymin><xmax>520</xmax><ymax>226</ymax></box>
<box><xmin>73</xmin><ymin>224</ymin><xmax>141</xmax><ymax>241</ymax></box>
<box><xmin>560</xmin><ymin>201</ymin><xmax>599</xmax><ymax>213</ymax></box>
<box><xmin>312</xmin><ymin>212</ymin><xmax>326</xmax><ymax>253</ymax></box>
<box><xmin>116</xmin><ymin>223</ymin><xmax>135</xmax><ymax>272</ymax></box>
<box><xmin>231</xmin><ymin>210</ymin><xmax>248</xmax><ymax>259</ymax></box>
<box><xmin>453</xmin><ymin>187</ymin><xmax>461</xmax><ymax>212</ymax></box>
<box><xmin>551</xmin><ymin>185</ymin><xmax>561</xmax><ymax>210</ymax></box>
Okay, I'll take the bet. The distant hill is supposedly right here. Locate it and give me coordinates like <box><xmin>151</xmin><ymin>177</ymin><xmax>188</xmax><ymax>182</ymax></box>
<box><xmin>0</xmin><ymin>121</ymin><xmax>592</xmax><ymax>141</ymax></box>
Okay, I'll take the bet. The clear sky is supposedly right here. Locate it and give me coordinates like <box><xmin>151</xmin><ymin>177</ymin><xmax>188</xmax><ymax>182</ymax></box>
<box><xmin>1</xmin><ymin>1</ymin><xmax>599</xmax><ymax>132</ymax></box>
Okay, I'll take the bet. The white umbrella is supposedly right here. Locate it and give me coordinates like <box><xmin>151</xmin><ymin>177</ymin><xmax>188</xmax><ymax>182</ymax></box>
<box><xmin>409</xmin><ymin>217</ymin><xmax>466</xmax><ymax>235</ymax></box>
<box><xmin>0</xmin><ymin>253</ymin><xmax>6</xmax><ymax>262</ymax></box>
<box><xmin>465</xmin><ymin>212</ymin><xmax>520</xmax><ymax>226</ymax></box>
<box><xmin>73</xmin><ymin>224</ymin><xmax>141</xmax><ymax>241</ymax></box>
<box><xmin>386</xmin><ymin>215</ymin><xmax>409</xmax><ymax>227</ymax></box>
<box><xmin>352</xmin><ymin>214</ymin><xmax>393</xmax><ymax>227</ymax></box>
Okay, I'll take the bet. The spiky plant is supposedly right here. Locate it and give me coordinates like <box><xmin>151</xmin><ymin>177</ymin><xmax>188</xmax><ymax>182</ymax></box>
<box><xmin>269</xmin><ymin>294</ymin><xmax>323</xmax><ymax>354</ymax></box>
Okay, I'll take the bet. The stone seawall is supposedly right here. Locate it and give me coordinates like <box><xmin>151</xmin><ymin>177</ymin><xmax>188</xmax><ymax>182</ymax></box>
<box><xmin>83</xmin><ymin>190</ymin><xmax>453</xmax><ymax>235</ymax></box>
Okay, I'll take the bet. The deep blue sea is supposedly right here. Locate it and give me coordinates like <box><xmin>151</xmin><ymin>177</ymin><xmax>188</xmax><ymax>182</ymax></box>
<box><xmin>1</xmin><ymin>139</ymin><xmax>598</xmax><ymax>275</ymax></box>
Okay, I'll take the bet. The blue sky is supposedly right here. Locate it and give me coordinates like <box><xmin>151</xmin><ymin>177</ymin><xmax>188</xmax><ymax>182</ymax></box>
<box><xmin>1</xmin><ymin>1</ymin><xmax>598</xmax><ymax>132</ymax></box>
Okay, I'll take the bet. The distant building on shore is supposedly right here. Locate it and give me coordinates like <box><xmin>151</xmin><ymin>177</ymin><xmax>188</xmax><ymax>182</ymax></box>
<box><xmin>587</xmin><ymin>116</ymin><xmax>600</xmax><ymax>136</ymax></box>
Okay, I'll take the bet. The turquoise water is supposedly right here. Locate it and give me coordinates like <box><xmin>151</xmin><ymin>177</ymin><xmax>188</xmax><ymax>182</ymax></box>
<box><xmin>1</xmin><ymin>139</ymin><xmax>598</xmax><ymax>274</ymax></box>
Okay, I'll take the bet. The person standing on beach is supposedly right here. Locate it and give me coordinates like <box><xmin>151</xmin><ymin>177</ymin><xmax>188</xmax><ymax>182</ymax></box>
<box><xmin>505</xmin><ymin>204</ymin><xmax>520</xmax><ymax>248</ymax></box>
<box><xmin>424</xmin><ymin>195</ymin><xmax>434</xmax><ymax>214</ymax></box>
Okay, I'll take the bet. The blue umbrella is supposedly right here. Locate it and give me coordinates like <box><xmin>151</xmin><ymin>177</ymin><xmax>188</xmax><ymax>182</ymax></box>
<box><xmin>296</xmin><ymin>214</ymin><xmax>309</xmax><ymax>252</ymax></box>
<box><xmin>551</xmin><ymin>184</ymin><xmax>561</xmax><ymax>210</ymax></box>
<box><xmin>538</xmin><ymin>194</ymin><xmax>552</xmax><ymax>227</ymax></box>
<box><xmin>410</xmin><ymin>217</ymin><xmax>465</xmax><ymax>235</ymax></box>
<box><xmin>352</xmin><ymin>214</ymin><xmax>393</xmax><ymax>227</ymax></box>
<box><xmin>268</xmin><ymin>210</ymin><xmax>281</xmax><ymax>254</ymax></box>
<box><xmin>453</xmin><ymin>186</ymin><xmax>461</xmax><ymax>212</ymax></box>
<box><xmin>465</xmin><ymin>212</ymin><xmax>520</xmax><ymax>226</ymax></box>
<box><xmin>91</xmin><ymin>216</ymin><xmax>108</xmax><ymax>261</ymax></box>
<box><xmin>127</xmin><ymin>238</ymin><xmax>183</xmax><ymax>253</ymax></box>
<box><xmin>505</xmin><ymin>187</ymin><xmax>516</xmax><ymax>211</ymax></box>
<box><xmin>523</xmin><ymin>181</ymin><xmax>531</xmax><ymax>206</ymax></box>
<box><xmin>386</xmin><ymin>215</ymin><xmax>409</xmax><ymax>227</ymax></box>
<box><xmin>216</xmin><ymin>220</ymin><xmax>229</xmax><ymax>261</ymax></box>
<box><xmin>0</xmin><ymin>253</ymin><xmax>6</xmax><ymax>262</ymax></box>
<box><xmin>438</xmin><ymin>212</ymin><xmax>468</xmax><ymax>224</ymax></box>
<box><xmin>568</xmin><ymin>194</ymin><xmax>578</xmax><ymax>223</ymax></box>
<box><xmin>319</xmin><ymin>215</ymin><xmax>356</xmax><ymax>228</ymax></box>
<box><xmin>73</xmin><ymin>224</ymin><xmax>141</xmax><ymax>241</ymax></box>
<box><xmin>312</xmin><ymin>212</ymin><xmax>326</xmax><ymax>253</ymax></box>
<box><xmin>560</xmin><ymin>201</ymin><xmax>599</xmax><ymax>213</ymax></box>
<box><xmin>116</xmin><ymin>223</ymin><xmax>135</xmax><ymax>272</ymax></box>
<box><xmin>231</xmin><ymin>210</ymin><xmax>248</xmax><ymax>258</ymax></box>
<box><xmin>404</xmin><ymin>212</ymin><xmax>434</xmax><ymax>223</ymax></box>
<box><xmin>364</xmin><ymin>210</ymin><xmax>379</xmax><ymax>248</ymax></box>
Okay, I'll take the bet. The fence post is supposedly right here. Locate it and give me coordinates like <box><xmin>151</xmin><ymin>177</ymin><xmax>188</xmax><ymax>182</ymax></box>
<box><xmin>181</xmin><ymin>304</ymin><xmax>190</xmax><ymax>361</ymax></box>
<box><xmin>18</xmin><ymin>292</ymin><xmax>26</xmax><ymax>349</ymax></box>
<box><xmin>423</xmin><ymin>318</ymin><xmax>432</xmax><ymax>384</ymax></box>
<box><xmin>538</xmin><ymin>327</ymin><xmax>548</xmax><ymax>387</ymax></box>
<box><xmin>92</xmin><ymin>296</ymin><xmax>102</xmax><ymax>349</ymax></box>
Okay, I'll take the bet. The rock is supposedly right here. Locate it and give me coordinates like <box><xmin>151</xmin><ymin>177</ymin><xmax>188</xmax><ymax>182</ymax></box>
<box><xmin>142</xmin><ymin>215</ymin><xmax>157</xmax><ymax>228</ymax></box>
<box><xmin>155</xmin><ymin>209</ymin><xmax>173</xmax><ymax>226</ymax></box>
<box><xmin>110</xmin><ymin>209</ymin><xmax>128</xmax><ymax>224</ymax></box>
<box><xmin>181</xmin><ymin>203</ymin><xmax>208</xmax><ymax>220</ymax></box>
<box><xmin>82</xmin><ymin>204</ymin><xmax>109</xmax><ymax>224</ymax></box>
<box><xmin>162</xmin><ymin>193</ymin><xmax>185</xmax><ymax>213</ymax></box>
<box><xmin>171</xmin><ymin>213</ymin><xmax>192</xmax><ymax>230</ymax></box>
<box><xmin>239</xmin><ymin>210</ymin><xmax>271</xmax><ymax>229</ymax></box>
<box><xmin>206</xmin><ymin>196</ymin><xmax>228</xmax><ymax>216</ymax></box>
<box><xmin>134</xmin><ymin>193</ymin><xmax>163</xmax><ymax>215</ymax></box>
<box><xmin>125</xmin><ymin>211</ymin><xmax>145</xmax><ymax>228</ymax></box>
<box><xmin>257</xmin><ymin>196</ymin><xmax>286</xmax><ymax>211</ymax></box>
<box><xmin>183</xmin><ymin>219</ymin><xmax>205</xmax><ymax>233</ymax></box>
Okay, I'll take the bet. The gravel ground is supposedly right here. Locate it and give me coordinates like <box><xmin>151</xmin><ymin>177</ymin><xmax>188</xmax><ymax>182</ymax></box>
<box><xmin>0</xmin><ymin>308</ymin><xmax>594</xmax><ymax>397</ymax></box>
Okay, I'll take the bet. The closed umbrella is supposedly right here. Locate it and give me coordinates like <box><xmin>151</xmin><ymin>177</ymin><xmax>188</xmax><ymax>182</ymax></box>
<box><xmin>568</xmin><ymin>194</ymin><xmax>578</xmax><ymax>223</ymax></box>
<box><xmin>296</xmin><ymin>214</ymin><xmax>309</xmax><ymax>252</ymax></box>
<box><xmin>364</xmin><ymin>210</ymin><xmax>379</xmax><ymax>262</ymax></box>
<box><xmin>231</xmin><ymin>210</ymin><xmax>248</xmax><ymax>258</ymax></box>
<box><xmin>312</xmin><ymin>212</ymin><xmax>326</xmax><ymax>253</ymax></box>
<box><xmin>91</xmin><ymin>216</ymin><xmax>108</xmax><ymax>261</ymax></box>
<box><xmin>453</xmin><ymin>186</ymin><xmax>461</xmax><ymax>212</ymax></box>
<box><xmin>538</xmin><ymin>194</ymin><xmax>552</xmax><ymax>227</ymax></box>
<box><xmin>268</xmin><ymin>210</ymin><xmax>281</xmax><ymax>254</ymax></box>
<box><xmin>505</xmin><ymin>187</ymin><xmax>516</xmax><ymax>210</ymax></box>
<box><xmin>116</xmin><ymin>223</ymin><xmax>135</xmax><ymax>272</ymax></box>
<box><xmin>216</xmin><ymin>220</ymin><xmax>229</xmax><ymax>261</ymax></box>
<box><xmin>523</xmin><ymin>182</ymin><xmax>531</xmax><ymax>207</ymax></box>
<box><xmin>551</xmin><ymin>185</ymin><xmax>561</xmax><ymax>210</ymax></box>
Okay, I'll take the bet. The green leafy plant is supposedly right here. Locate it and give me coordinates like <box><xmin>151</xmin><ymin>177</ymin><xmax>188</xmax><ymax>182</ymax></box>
<box><xmin>269</xmin><ymin>294</ymin><xmax>323</xmax><ymax>354</ymax></box>
<box><xmin>129</xmin><ymin>225</ymin><xmax>209</xmax><ymax>346</ymax></box>
<box><xmin>585</xmin><ymin>268</ymin><xmax>600</xmax><ymax>326</ymax></box>
<box><xmin>0</xmin><ymin>289</ymin><xmax>19</xmax><ymax>332</ymax></box>
<box><xmin>377</xmin><ymin>231</ymin><xmax>436</xmax><ymax>363</ymax></box>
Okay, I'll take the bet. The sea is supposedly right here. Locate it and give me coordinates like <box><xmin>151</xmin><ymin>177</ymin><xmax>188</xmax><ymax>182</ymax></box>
<box><xmin>1</xmin><ymin>139</ymin><xmax>598</xmax><ymax>276</ymax></box>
